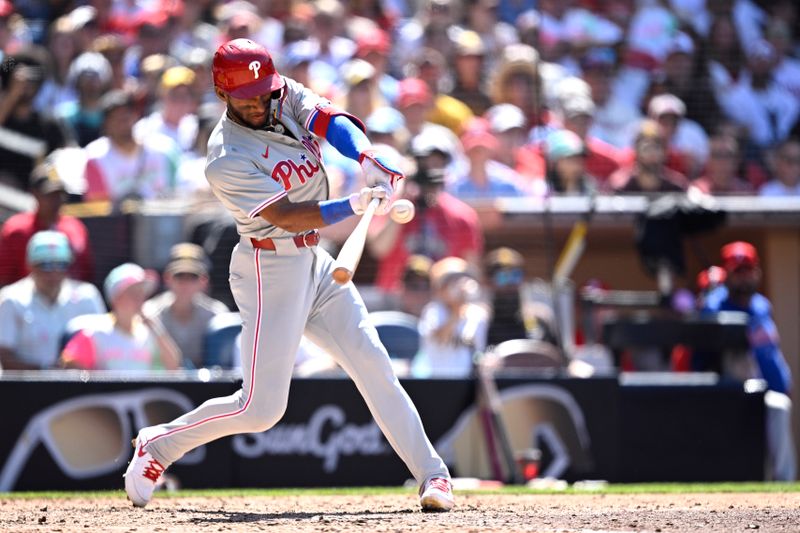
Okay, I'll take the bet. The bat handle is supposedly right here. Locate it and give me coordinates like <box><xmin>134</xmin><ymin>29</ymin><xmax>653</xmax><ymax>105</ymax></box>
<box><xmin>363</xmin><ymin>196</ymin><xmax>381</xmax><ymax>217</ymax></box>
<box><xmin>331</xmin><ymin>197</ymin><xmax>381</xmax><ymax>285</ymax></box>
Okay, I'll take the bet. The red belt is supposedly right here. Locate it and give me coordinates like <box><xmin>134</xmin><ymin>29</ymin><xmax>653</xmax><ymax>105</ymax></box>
<box><xmin>250</xmin><ymin>230</ymin><xmax>320</xmax><ymax>250</ymax></box>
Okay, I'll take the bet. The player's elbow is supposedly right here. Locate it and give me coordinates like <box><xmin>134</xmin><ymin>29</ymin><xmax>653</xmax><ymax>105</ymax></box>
<box><xmin>256</xmin><ymin>198</ymin><xmax>309</xmax><ymax>233</ymax></box>
<box><xmin>259</xmin><ymin>211</ymin><xmax>306</xmax><ymax>233</ymax></box>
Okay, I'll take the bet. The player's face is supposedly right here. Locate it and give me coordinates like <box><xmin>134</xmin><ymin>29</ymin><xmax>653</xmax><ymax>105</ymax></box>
<box><xmin>219</xmin><ymin>89</ymin><xmax>272</xmax><ymax>129</ymax></box>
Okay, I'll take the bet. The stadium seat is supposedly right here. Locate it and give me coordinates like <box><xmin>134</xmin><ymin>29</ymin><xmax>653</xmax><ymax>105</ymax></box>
<box><xmin>203</xmin><ymin>312</ymin><xmax>242</xmax><ymax>368</ymax></box>
<box><xmin>368</xmin><ymin>311</ymin><xmax>420</xmax><ymax>361</ymax></box>
<box><xmin>488</xmin><ymin>338</ymin><xmax>565</xmax><ymax>370</ymax></box>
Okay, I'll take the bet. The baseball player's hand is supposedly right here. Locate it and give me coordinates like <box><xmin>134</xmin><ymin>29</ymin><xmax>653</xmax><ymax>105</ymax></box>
<box><xmin>349</xmin><ymin>185</ymin><xmax>392</xmax><ymax>216</ymax></box>
<box><xmin>359</xmin><ymin>149</ymin><xmax>403</xmax><ymax>190</ymax></box>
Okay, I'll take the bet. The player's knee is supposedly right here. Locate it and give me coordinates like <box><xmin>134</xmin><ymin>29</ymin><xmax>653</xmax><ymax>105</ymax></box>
<box><xmin>237</xmin><ymin>397</ymin><xmax>289</xmax><ymax>433</ymax></box>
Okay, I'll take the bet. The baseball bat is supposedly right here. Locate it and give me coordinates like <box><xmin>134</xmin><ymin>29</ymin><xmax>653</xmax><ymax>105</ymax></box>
<box><xmin>476</xmin><ymin>357</ymin><xmax>524</xmax><ymax>484</ymax></box>
<box><xmin>332</xmin><ymin>197</ymin><xmax>380</xmax><ymax>284</ymax></box>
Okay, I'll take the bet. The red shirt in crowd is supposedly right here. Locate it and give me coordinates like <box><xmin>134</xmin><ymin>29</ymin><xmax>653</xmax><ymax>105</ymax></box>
<box><xmin>0</xmin><ymin>212</ymin><xmax>94</xmax><ymax>286</ymax></box>
<box><xmin>374</xmin><ymin>192</ymin><xmax>484</xmax><ymax>292</ymax></box>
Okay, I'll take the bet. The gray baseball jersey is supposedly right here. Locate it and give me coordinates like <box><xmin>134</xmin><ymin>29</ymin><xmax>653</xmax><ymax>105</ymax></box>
<box><xmin>205</xmin><ymin>77</ymin><xmax>331</xmax><ymax>239</ymax></box>
<box><xmin>138</xmin><ymin>76</ymin><xmax>450</xmax><ymax>489</ymax></box>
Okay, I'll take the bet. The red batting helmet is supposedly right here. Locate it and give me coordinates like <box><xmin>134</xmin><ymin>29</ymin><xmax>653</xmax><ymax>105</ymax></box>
<box><xmin>212</xmin><ymin>39</ymin><xmax>284</xmax><ymax>99</ymax></box>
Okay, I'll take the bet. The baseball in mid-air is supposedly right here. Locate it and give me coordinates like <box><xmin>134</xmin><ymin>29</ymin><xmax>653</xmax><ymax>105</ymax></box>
<box><xmin>390</xmin><ymin>199</ymin><xmax>415</xmax><ymax>224</ymax></box>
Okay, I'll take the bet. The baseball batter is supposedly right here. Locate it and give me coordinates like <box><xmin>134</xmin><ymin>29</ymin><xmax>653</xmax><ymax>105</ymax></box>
<box><xmin>124</xmin><ymin>39</ymin><xmax>454</xmax><ymax>512</ymax></box>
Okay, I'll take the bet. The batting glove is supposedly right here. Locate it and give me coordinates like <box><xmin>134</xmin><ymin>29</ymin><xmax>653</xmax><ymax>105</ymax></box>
<box><xmin>359</xmin><ymin>148</ymin><xmax>403</xmax><ymax>190</ymax></box>
<box><xmin>348</xmin><ymin>185</ymin><xmax>392</xmax><ymax>216</ymax></box>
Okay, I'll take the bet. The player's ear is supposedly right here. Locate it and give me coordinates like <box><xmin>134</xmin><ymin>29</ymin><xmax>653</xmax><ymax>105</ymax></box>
<box><xmin>214</xmin><ymin>87</ymin><xmax>227</xmax><ymax>102</ymax></box>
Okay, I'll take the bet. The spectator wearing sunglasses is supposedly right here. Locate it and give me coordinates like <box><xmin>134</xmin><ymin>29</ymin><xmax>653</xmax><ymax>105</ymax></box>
<box><xmin>61</xmin><ymin>263</ymin><xmax>181</xmax><ymax>371</ymax></box>
<box><xmin>0</xmin><ymin>231</ymin><xmax>105</xmax><ymax>370</ymax></box>
<box><xmin>0</xmin><ymin>163</ymin><xmax>95</xmax><ymax>287</ymax></box>
<box><xmin>485</xmin><ymin>247</ymin><xmax>528</xmax><ymax>346</ymax></box>
<box><xmin>143</xmin><ymin>243</ymin><xmax>229</xmax><ymax>369</ymax></box>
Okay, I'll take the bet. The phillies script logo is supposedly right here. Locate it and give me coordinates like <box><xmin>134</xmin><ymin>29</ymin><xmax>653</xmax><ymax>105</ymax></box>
<box><xmin>301</xmin><ymin>135</ymin><xmax>322</xmax><ymax>160</ymax></box>
<box><xmin>271</xmin><ymin>153</ymin><xmax>320</xmax><ymax>190</ymax></box>
<box><xmin>232</xmin><ymin>405</ymin><xmax>389</xmax><ymax>472</ymax></box>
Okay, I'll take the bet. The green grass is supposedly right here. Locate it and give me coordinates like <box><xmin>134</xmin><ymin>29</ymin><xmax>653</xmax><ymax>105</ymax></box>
<box><xmin>3</xmin><ymin>482</ymin><xmax>800</xmax><ymax>500</ymax></box>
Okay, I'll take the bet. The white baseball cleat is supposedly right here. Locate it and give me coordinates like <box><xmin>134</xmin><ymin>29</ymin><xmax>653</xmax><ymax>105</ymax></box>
<box><xmin>124</xmin><ymin>435</ymin><xmax>167</xmax><ymax>508</ymax></box>
<box><xmin>419</xmin><ymin>477</ymin><xmax>455</xmax><ymax>512</ymax></box>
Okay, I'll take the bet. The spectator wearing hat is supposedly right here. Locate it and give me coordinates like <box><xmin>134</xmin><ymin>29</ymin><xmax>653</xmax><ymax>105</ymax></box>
<box><xmin>0</xmin><ymin>163</ymin><xmax>94</xmax><ymax>286</ymax></box>
<box><xmin>544</xmin><ymin>130</ymin><xmax>597</xmax><ymax>195</ymax></box>
<box><xmin>143</xmin><ymin>243</ymin><xmax>229</xmax><ymax>369</ymax></box>
<box><xmin>337</xmin><ymin>58</ymin><xmax>386</xmax><ymax>122</ymax></box>
<box><xmin>399</xmin><ymin>255</ymin><xmax>434</xmax><ymax>318</ymax></box>
<box><xmin>450</xmin><ymin>30</ymin><xmax>494</xmax><ymax>116</ymax></box>
<box><xmin>83</xmin><ymin>89</ymin><xmax>176</xmax><ymax>205</ymax></box>
<box><xmin>643</xmin><ymin>93</ymin><xmax>709</xmax><ymax>179</ymax></box>
<box><xmin>607</xmin><ymin>120</ymin><xmax>689</xmax><ymax>194</ymax></box>
<box><xmin>0</xmin><ymin>47</ymin><xmax>71</xmax><ymax>191</ymax></box>
<box><xmin>66</xmin><ymin>5</ymin><xmax>100</xmax><ymax>52</ymax></box>
<box><xmin>412</xmin><ymin>257</ymin><xmax>488</xmax><ymax>378</ymax></box>
<box><xmin>365</xmin><ymin>107</ymin><xmax>408</xmax><ymax>152</ymax></box>
<box><xmin>701</xmin><ymin>241</ymin><xmax>795</xmax><ymax>481</ymax></box>
<box><xmin>449</xmin><ymin>119</ymin><xmax>525</xmax><ymax>200</ymax></box>
<box><xmin>61</xmin><ymin>263</ymin><xmax>181</xmax><ymax>371</ymax></box>
<box><xmin>396</xmin><ymin>78</ymin><xmax>462</xmax><ymax>161</ymax></box>
<box><xmin>484</xmin><ymin>247</ymin><xmax>528</xmax><ymax>346</ymax></box>
<box><xmin>651</xmin><ymin>32</ymin><xmax>724</xmax><ymax>135</ymax></box>
<box><xmin>369</xmin><ymin>165</ymin><xmax>483</xmax><ymax>293</ymax></box>
<box><xmin>135</xmin><ymin>53</ymin><xmax>178</xmax><ymax>112</ymax></box>
<box><xmin>553</xmin><ymin>77</ymin><xmax>622</xmax><ymax>183</ymax></box>
<box><xmin>133</xmin><ymin>66</ymin><xmax>199</xmax><ymax>153</ymax></box>
<box><xmin>55</xmin><ymin>52</ymin><xmax>114</xmax><ymax>147</ymax></box>
<box><xmin>489</xmin><ymin>44</ymin><xmax>555</xmax><ymax>143</ymax></box>
<box><xmin>409</xmin><ymin>48</ymin><xmax>475</xmax><ymax>136</ymax></box>
<box><xmin>760</xmin><ymin>139</ymin><xmax>800</xmax><ymax>197</ymax></box>
<box><xmin>692</xmin><ymin>134</ymin><xmax>754</xmax><ymax>195</ymax></box>
<box><xmin>355</xmin><ymin>28</ymin><xmax>399</xmax><ymax>105</ymax></box>
<box><xmin>484</xmin><ymin>104</ymin><xmax>543</xmax><ymax>187</ymax></box>
<box><xmin>0</xmin><ymin>231</ymin><xmax>105</xmax><ymax>370</ymax></box>
<box><xmin>396</xmin><ymin>78</ymin><xmax>433</xmax><ymax>138</ymax></box>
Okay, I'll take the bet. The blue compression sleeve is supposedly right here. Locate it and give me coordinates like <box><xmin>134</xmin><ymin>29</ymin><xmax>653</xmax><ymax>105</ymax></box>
<box><xmin>315</xmin><ymin>114</ymin><xmax>371</xmax><ymax>161</ymax></box>
<box><xmin>319</xmin><ymin>197</ymin><xmax>355</xmax><ymax>225</ymax></box>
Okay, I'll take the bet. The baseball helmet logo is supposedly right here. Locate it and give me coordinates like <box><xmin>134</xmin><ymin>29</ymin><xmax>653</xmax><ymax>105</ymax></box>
<box><xmin>249</xmin><ymin>61</ymin><xmax>261</xmax><ymax>79</ymax></box>
<box><xmin>213</xmin><ymin>39</ymin><xmax>284</xmax><ymax>98</ymax></box>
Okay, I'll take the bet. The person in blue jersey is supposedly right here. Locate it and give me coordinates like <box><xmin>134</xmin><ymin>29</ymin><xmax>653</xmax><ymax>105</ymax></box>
<box><xmin>702</xmin><ymin>241</ymin><xmax>795</xmax><ymax>481</ymax></box>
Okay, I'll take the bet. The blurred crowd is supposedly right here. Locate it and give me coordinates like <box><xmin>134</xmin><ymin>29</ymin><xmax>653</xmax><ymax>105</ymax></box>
<box><xmin>1</xmin><ymin>0</ymin><xmax>799</xmax><ymax>202</ymax></box>
<box><xmin>0</xmin><ymin>0</ymin><xmax>799</xmax><ymax>377</ymax></box>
